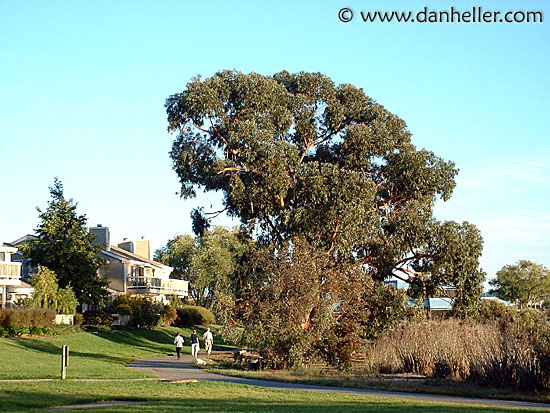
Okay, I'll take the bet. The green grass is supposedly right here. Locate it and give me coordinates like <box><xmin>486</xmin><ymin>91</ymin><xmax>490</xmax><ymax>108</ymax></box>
<box><xmin>0</xmin><ymin>326</ymin><xmax>231</xmax><ymax>379</ymax></box>
<box><xmin>0</xmin><ymin>328</ymin><xmax>546</xmax><ymax>412</ymax></box>
<box><xmin>0</xmin><ymin>380</ymin><xmax>544</xmax><ymax>413</ymax></box>
<box><xmin>204</xmin><ymin>361</ymin><xmax>550</xmax><ymax>404</ymax></box>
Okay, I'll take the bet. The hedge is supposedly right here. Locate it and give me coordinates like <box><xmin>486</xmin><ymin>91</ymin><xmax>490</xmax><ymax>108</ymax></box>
<box><xmin>0</xmin><ymin>308</ymin><xmax>56</xmax><ymax>328</ymax></box>
<box><xmin>175</xmin><ymin>305</ymin><xmax>215</xmax><ymax>326</ymax></box>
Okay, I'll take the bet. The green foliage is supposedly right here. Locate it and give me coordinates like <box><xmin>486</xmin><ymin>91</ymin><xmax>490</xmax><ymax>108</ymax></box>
<box><xmin>28</xmin><ymin>266</ymin><xmax>78</xmax><ymax>314</ymax></box>
<box><xmin>129</xmin><ymin>300</ymin><xmax>164</xmax><ymax>328</ymax></box>
<box><xmin>74</xmin><ymin>313</ymin><xmax>84</xmax><ymax>326</ymax></box>
<box><xmin>155</xmin><ymin>226</ymin><xmax>256</xmax><ymax>309</ymax></box>
<box><xmin>175</xmin><ymin>305</ymin><xmax>215</xmax><ymax>326</ymax></box>
<box><xmin>362</xmin><ymin>283</ymin><xmax>415</xmax><ymax>339</ymax></box>
<box><xmin>490</xmin><ymin>260</ymin><xmax>550</xmax><ymax>309</ymax></box>
<box><xmin>82</xmin><ymin>309</ymin><xmax>115</xmax><ymax>326</ymax></box>
<box><xmin>29</xmin><ymin>267</ymin><xmax>58</xmax><ymax>310</ymax></box>
<box><xmin>22</xmin><ymin>178</ymin><xmax>109</xmax><ymax>305</ymax></box>
<box><xmin>166</xmin><ymin>70</ymin><xmax>484</xmax><ymax>312</ymax></box>
<box><xmin>167</xmin><ymin>293</ymin><xmax>185</xmax><ymax>309</ymax></box>
<box><xmin>476</xmin><ymin>299</ymin><xmax>517</xmax><ymax>325</ymax></box>
<box><xmin>55</xmin><ymin>286</ymin><xmax>78</xmax><ymax>314</ymax></box>
<box><xmin>109</xmin><ymin>293</ymin><xmax>144</xmax><ymax>315</ymax></box>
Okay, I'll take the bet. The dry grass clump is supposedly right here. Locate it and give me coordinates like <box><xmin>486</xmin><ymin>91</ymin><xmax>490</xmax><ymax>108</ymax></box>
<box><xmin>364</xmin><ymin>316</ymin><xmax>550</xmax><ymax>391</ymax></box>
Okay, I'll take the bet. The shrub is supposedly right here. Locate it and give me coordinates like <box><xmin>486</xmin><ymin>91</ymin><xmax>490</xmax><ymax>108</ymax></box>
<box><xmin>74</xmin><ymin>313</ymin><xmax>84</xmax><ymax>326</ymax></box>
<box><xmin>0</xmin><ymin>308</ymin><xmax>55</xmax><ymax>328</ymax></box>
<box><xmin>176</xmin><ymin>305</ymin><xmax>215</xmax><ymax>326</ymax></box>
<box><xmin>108</xmin><ymin>294</ymin><xmax>144</xmax><ymax>315</ymax></box>
<box><xmin>83</xmin><ymin>309</ymin><xmax>115</xmax><ymax>326</ymax></box>
<box><xmin>476</xmin><ymin>299</ymin><xmax>517</xmax><ymax>326</ymax></box>
<box><xmin>31</xmin><ymin>308</ymin><xmax>56</xmax><ymax>327</ymax></box>
<box><xmin>160</xmin><ymin>306</ymin><xmax>178</xmax><ymax>327</ymax></box>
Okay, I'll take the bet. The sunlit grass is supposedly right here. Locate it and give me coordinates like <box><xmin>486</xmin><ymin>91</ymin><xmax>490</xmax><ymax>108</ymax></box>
<box><xmin>0</xmin><ymin>326</ymin><xmax>230</xmax><ymax>379</ymax></box>
<box><xmin>0</xmin><ymin>380</ymin><xmax>543</xmax><ymax>413</ymax></box>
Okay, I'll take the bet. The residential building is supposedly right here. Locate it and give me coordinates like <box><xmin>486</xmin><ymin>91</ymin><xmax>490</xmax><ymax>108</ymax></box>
<box><xmin>9</xmin><ymin>234</ymin><xmax>37</xmax><ymax>283</ymax></box>
<box><xmin>90</xmin><ymin>225</ymin><xmax>189</xmax><ymax>304</ymax></box>
<box><xmin>1</xmin><ymin>243</ymin><xmax>32</xmax><ymax>308</ymax></box>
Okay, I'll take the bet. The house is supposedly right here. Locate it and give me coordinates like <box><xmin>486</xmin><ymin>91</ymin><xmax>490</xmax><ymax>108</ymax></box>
<box><xmin>90</xmin><ymin>225</ymin><xmax>189</xmax><ymax>305</ymax></box>
<box><xmin>9</xmin><ymin>234</ymin><xmax>37</xmax><ymax>283</ymax></box>
<box><xmin>0</xmin><ymin>243</ymin><xmax>32</xmax><ymax>308</ymax></box>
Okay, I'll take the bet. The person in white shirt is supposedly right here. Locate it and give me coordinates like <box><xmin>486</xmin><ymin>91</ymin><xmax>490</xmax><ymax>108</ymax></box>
<box><xmin>174</xmin><ymin>332</ymin><xmax>184</xmax><ymax>359</ymax></box>
<box><xmin>203</xmin><ymin>327</ymin><xmax>214</xmax><ymax>356</ymax></box>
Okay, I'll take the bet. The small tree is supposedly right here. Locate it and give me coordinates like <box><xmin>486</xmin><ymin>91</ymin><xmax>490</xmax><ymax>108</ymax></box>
<box><xmin>56</xmin><ymin>285</ymin><xmax>78</xmax><ymax>314</ymax></box>
<box><xmin>28</xmin><ymin>266</ymin><xmax>78</xmax><ymax>314</ymax></box>
<box><xmin>29</xmin><ymin>267</ymin><xmax>58</xmax><ymax>310</ymax></box>
<box><xmin>155</xmin><ymin>226</ymin><xmax>256</xmax><ymax>309</ymax></box>
<box><xmin>490</xmin><ymin>261</ymin><xmax>550</xmax><ymax>309</ymax></box>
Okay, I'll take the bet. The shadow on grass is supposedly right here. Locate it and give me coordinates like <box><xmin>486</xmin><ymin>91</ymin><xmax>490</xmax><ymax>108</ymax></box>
<box><xmin>94</xmin><ymin>328</ymin><xmax>176</xmax><ymax>353</ymax></box>
<box><xmin>0</xmin><ymin>387</ymin><xmax>527</xmax><ymax>413</ymax></box>
<box><xmin>4</xmin><ymin>337</ymin><xmax>131</xmax><ymax>364</ymax></box>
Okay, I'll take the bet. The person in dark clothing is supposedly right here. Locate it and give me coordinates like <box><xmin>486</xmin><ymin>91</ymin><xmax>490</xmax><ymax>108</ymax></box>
<box><xmin>190</xmin><ymin>329</ymin><xmax>200</xmax><ymax>357</ymax></box>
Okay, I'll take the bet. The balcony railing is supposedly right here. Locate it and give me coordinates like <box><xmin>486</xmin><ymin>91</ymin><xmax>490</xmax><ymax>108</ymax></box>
<box><xmin>127</xmin><ymin>277</ymin><xmax>188</xmax><ymax>296</ymax></box>
<box><xmin>0</xmin><ymin>262</ymin><xmax>21</xmax><ymax>286</ymax></box>
<box><xmin>0</xmin><ymin>262</ymin><xmax>21</xmax><ymax>276</ymax></box>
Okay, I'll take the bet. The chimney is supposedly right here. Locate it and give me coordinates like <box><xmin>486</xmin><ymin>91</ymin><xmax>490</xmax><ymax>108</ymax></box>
<box><xmin>90</xmin><ymin>225</ymin><xmax>110</xmax><ymax>251</ymax></box>
<box><xmin>135</xmin><ymin>239</ymin><xmax>150</xmax><ymax>260</ymax></box>
<box><xmin>117</xmin><ymin>240</ymin><xmax>134</xmax><ymax>253</ymax></box>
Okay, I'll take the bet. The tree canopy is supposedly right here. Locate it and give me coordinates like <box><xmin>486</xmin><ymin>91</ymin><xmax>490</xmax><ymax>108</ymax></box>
<box><xmin>23</xmin><ymin>178</ymin><xmax>109</xmax><ymax>306</ymax></box>
<box><xmin>155</xmin><ymin>226</ymin><xmax>256</xmax><ymax>309</ymax></box>
<box><xmin>166</xmin><ymin>70</ymin><xmax>484</xmax><ymax>298</ymax></box>
<box><xmin>490</xmin><ymin>260</ymin><xmax>550</xmax><ymax>309</ymax></box>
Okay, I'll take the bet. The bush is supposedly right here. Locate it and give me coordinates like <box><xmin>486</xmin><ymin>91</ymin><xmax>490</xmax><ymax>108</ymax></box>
<box><xmin>476</xmin><ymin>299</ymin><xmax>517</xmax><ymax>326</ymax></box>
<box><xmin>74</xmin><ymin>313</ymin><xmax>84</xmax><ymax>326</ymax></box>
<box><xmin>108</xmin><ymin>294</ymin><xmax>144</xmax><ymax>315</ymax></box>
<box><xmin>0</xmin><ymin>308</ymin><xmax>56</xmax><ymax>328</ymax></box>
<box><xmin>83</xmin><ymin>310</ymin><xmax>115</xmax><ymax>326</ymax></box>
<box><xmin>160</xmin><ymin>307</ymin><xmax>178</xmax><ymax>327</ymax></box>
<box><xmin>128</xmin><ymin>300</ymin><xmax>164</xmax><ymax>328</ymax></box>
<box><xmin>176</xmin><ymin>305</ymin><xmax>215</xmax><ymax>326</ymax></box>
<box><xmin>31</xmin><ymin>308</ymin><xmax>56</xmax><ymax>327</ymax></box>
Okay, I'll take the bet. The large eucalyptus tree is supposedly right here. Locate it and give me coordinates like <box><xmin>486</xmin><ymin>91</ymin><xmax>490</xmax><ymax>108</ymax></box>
<box><xmin>165</xmin><ymin>70</ymin><xmax>484</xmax><ymax>303</ymax></box>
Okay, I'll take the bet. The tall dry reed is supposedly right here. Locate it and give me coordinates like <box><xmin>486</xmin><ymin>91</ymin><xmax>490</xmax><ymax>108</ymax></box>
<box><xmin>363</xmin><ymin>317</ymin><xmax>550</xmax><ymax>391</ymax></box>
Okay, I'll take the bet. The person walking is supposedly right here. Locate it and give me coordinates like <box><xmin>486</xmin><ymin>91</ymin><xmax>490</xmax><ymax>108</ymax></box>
<box><xmin>190</xmin><ymin>329</ymin><xmax>200</xmax><ymax>358</ymax></box>
<box><xmin>203</xmin><ymin>327</ymin><xmax>213</xmax><ymax>356</ymax></box>
<box><xmin>174</xmin><ymin>332</ymin><xmax>184</xmax><ymax>360</ymax></box>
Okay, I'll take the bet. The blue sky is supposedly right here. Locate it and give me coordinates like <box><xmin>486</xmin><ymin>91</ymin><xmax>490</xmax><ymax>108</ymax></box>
<box><xmin>1</xmin><ymin>1</ymin><xmax>548</xmax><ymax>285</ymax></box>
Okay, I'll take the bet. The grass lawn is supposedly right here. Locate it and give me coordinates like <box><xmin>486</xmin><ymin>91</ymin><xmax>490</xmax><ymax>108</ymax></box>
<box><xmin>0</xmin><ymin>326</ymin><xmax>232</xmax><ymax>379</ymax></box>
<box><xmin>0</xmin><ymin>328</ymin><xmax>547</xmax><ymax>412</ymax></box>
<box><xmin>203</xmin><ymin>355</ymin><xmax>550</xmax><ymax>405</ymax></box>
<box><xmin>0</xmin><ymin>380</ymin><xmax>545</xmax><ymax>413</ymax></box>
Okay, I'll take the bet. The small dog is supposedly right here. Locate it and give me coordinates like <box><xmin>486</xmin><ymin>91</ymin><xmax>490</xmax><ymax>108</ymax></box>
<box><xmin>195</xmin><ymin>358</ymin><xmax>206</xmax><ymax>366</ymax></box>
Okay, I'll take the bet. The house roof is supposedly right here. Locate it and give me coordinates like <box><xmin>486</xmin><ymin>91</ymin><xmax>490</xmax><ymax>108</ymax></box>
<box><xmin>103</xmin><ymin>245</ymin><xmax>172</xmax><ymax>270</ymax></box>
<box><xmin>424</xmin><ymin>297</ymin><xmax>453</xmax><ymax>311</ymax></box>
<box><xmin>9</xmin><ymin>234</ymin><xmax>37</xmax><ymax>246</ymax></box>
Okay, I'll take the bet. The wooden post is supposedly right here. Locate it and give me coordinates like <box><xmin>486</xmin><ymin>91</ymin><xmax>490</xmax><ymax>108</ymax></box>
<box><xmin>61</xmin><ymin>345</ymin><xmax>69</xmax><ymax>380</ymax></box>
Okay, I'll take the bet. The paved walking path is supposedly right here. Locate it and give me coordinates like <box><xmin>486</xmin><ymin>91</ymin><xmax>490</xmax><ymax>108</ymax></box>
<box><xmin>128</xmin><ymin>352</ymin><xmax>550</xmax><ymax>411</ymax></box>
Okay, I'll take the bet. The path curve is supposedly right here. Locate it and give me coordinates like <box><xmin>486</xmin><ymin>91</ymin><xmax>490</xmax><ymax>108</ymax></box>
<box><xmin>128</xmin><ymin>352</ymin><xmax>550</xmax><ymax>411</ymax></box>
